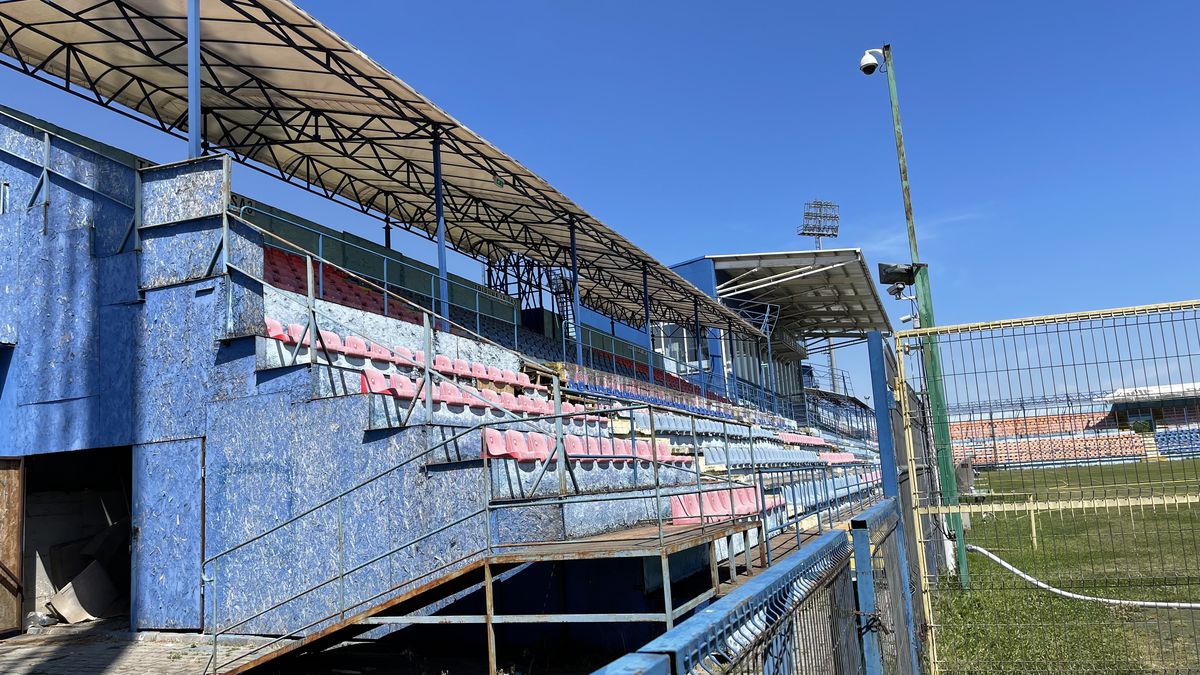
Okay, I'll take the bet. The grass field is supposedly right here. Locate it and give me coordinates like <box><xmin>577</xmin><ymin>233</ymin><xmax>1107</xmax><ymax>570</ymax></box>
<box><xmin>930</xmin><ymin>457</ymin><xmax>1200</xmax><ymax>673</ymax></box>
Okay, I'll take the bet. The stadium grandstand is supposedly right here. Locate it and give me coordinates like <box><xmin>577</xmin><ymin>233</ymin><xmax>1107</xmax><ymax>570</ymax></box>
<box><xmin>948</xmin><ymin>383</ymin><xmax>1200</xmax><ymax>468</ymax></box>
<box><xmin>0</xmin><ymin>1</ymin><xmax>890</xmax><ymax>672</ymax></box>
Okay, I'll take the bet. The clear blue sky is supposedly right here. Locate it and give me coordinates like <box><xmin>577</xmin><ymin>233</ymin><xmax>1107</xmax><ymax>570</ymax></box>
<box><xmin>4</xmin><ymin>1</ymin><xmax>1198</xmax><ymax>398</ymax></box>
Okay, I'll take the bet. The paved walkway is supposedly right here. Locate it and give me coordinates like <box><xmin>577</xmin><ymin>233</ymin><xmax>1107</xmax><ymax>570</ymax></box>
<box><xmin>0</xmin><ymin>619</ymin><xmax>255</xmax><ymax>675</ymax></box>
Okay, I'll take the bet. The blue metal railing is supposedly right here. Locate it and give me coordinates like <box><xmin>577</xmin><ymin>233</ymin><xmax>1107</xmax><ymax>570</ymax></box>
<box><xmin>597</xmin><ymin>498</ymin><xmax>919</xmax><ymax>675</ymax></box>
<box><xmin>597</xmin><ymin>531</ymin><xmax>858</xmax><ymax>675</ymax></box>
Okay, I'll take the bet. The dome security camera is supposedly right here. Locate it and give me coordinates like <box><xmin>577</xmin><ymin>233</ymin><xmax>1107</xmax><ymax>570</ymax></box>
<box><xmin>860</xmin><ymin>49</ymin><xmax>884</xmax><ymax>75</ymax></box>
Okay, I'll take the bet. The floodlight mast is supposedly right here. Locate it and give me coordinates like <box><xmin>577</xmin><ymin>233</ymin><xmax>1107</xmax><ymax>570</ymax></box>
<box><xmin>861</xmin><ymin>43</ymin><xmax>969</xmax><ymax>586</ymax></box>
<box><xmin>799</xmin><ymin>199</ymin><xmax>840</xmax><ymax>250</ymax></box>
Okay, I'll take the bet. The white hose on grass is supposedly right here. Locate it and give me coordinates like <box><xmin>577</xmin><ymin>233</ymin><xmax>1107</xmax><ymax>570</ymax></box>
<box><xmin>965</xmin><ymin>544</ymin><xmax>1200</xmax><ymax>610</ymax></box>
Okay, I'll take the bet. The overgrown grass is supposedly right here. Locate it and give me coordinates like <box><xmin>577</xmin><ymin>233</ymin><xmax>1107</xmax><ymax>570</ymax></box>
<box><xmin>930</xmin><ymin>458</ymin><xmax>1200</xmax><ymax>673</ymax></box>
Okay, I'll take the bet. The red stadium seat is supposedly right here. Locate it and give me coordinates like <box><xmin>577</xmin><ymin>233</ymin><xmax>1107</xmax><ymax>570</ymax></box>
<box><xmin>360</xmin><ymin>368</ymin><xmax>391</xmax><ymax>395</ymax></box>
<box><xmin>565</xmin><ymin>435</ymin><xmax>585</xmax><ymax>460</ymax></box>
<box><xmin>635</xmin><ymin>440</ymin><xmax>654</xmax><ymax>460</ymax></box>
<box><xmin>343</xmin><ymin>335</ymin><xmax>371</xmax><ymax>358</ymax></box>
<box><xmin>480</xmin><ymin>389</ymin><xmax>501</xmax><ymax>408</ymax></box>
<box><xmin>439</xmin><ymin>381</ymin><xmax>464</xmax><ymax>406</ymax></box>
<box><xmin>265</xmin><ymin>317</ymin><xmax>292</xmax><ymax>343</ymax></box>
<box><xmin>471</xmin><ymin>362</ymin><xmax>489</xmax><ymax>380</ymax></box>
<box><xmin>500</xmin><ymin>370</ymin><xmax>519</xmax><ymax>386</ymax></box>
<box><xmin>392</xmin><ymin>345</ymin><xmax>416</xmax><ymax>367</ymax></box>
<box><xmin>391</xmin><ymin>373</ymin><xmax>416</xmax><ymax>399</ymax></box>
<box><xmin>500</xmin><ymin>392</ymin><xmax>519</xmax><ymax>413</ymax></box>
<box><xmin>317</xmin><ymin>330</ymin><xmax>344</xmax><ymax>353</ymax></box>
<box><xmin>368</xmin><ymin>343</ymin><xmax>392</xmax><ymax>363</ymax></box>
<box><xmin>460</xmin><ymin>386</ymin><xmax>488</xmax><ymax>409</ymax></box>
<box><xmin>483</xmin><ymin>428</ymin><xmax>508</xmax><ymax>459</ymax></box>
<box><xmin>670</xmin><ymin>493</ymin><xmax>702</xmax><ymax>524</ymax></box>
<box><xmin>287</xmin><ymin>323</ymin><xmax>311</xmax><ymax>347</ymax></box>
<box><xmin>505</xmin><ymin>430</ymin><xmax>534</xmax><ymax>462</ymax></box>
<box><xmin>527</xmin><ymin>433</ymin><xmax>550</xmax><ymax>461</ymax></box>
<box><xmin>486</xmin><ymin>366</ymin><xmax>504</xmax><ymax>382</ymax></box>
<box><xmin>433</xmin><ymin>354</ymin><xmax>454</xmax><ymax>374</ymax></box>
<box><xmin>453</xmin><ymin>359</ymin><xmax>472</xmax><ymax>378</ymax></box>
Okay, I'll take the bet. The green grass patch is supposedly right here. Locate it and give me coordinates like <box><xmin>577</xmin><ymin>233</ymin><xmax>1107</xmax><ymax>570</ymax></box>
<box><xmin>931</xmin><ymin>458</ymin><xmax>1200</xmax><ymax>672</ymax></box>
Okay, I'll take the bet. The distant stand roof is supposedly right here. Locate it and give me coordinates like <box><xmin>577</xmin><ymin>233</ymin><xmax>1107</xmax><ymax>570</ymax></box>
<box><xmin>0</xmin><ymin>0</ymin><xmax>761</xmax><ymax>336</ymax></box>
<box><xmin>706</xmin><ymin>248</ymin><xmax>892</xmax><ymax>356</ymax></box>
<box><xmin>1100</xmin><ymin>383</ymin><xmax>1200</xmax><ymax>405</ymax></box>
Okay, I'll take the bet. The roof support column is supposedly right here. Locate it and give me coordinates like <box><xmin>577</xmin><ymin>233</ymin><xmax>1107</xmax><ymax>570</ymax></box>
<box><xmin>692</xmin><ymin>299</ymin><xmax>706</xmax><ymax>397</ymax></box>
<box><xmin>726</xmin><ymin>319</ymin><xmax>735</xmax><ymax>400</ymax></box>
<box><xmin>187</xmin><ymin>0</ymin><xmax>202</xmax><ymax>158</ymax></box>
<box><xmin>432</xmin><ymin>129</ymin><xmax>450</xmax><ymax>332</ymax></box>
<box><xmin>642</xmin><ymin>265</ymin><xmax>653</xmax><ymax>384</ymax></box>
<box><xmin>765</xmin><ymin>333</ymin><xmax>778</xmax><ymax>416</ymax></box>
<box><xmin>569</xmin><ymin>219</ymin><xmax>583</xmax><ymax>366</ymax></box>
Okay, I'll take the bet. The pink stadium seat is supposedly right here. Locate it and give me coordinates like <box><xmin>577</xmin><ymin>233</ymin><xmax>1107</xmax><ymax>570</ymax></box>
<box><xmin>527</xmin><ymin>433</ymin><xmax>550</xmax><ymax>461</ymax></box>
<box><xmin>460</xmin><ymin>386</ymin><xmax>488</xmax><ymax>409</ymax></box>
<box><xmin>265</xmin><ymin>317</ymin><xmax>292</xmax><ymax>342</ymax></box>
<box><xmin>516</xmin><ymin>395</ymin><xmax>536</xmax><ymax>414</ymax></box>
<box><xmin>368</xmin><ymin>343</ymin><xmax>392</xmax><ymax>363</ymax></box>
<box><xmin>483</xmin><ymin>428</ymin><xmax>508</xmax><ymax>459</ymax></box>
<box><xmin>392</xmin><ymin>345</ymin><xmax>416</xmax><ymax>367</ymax></box>
<box><xmin>585</xmin><ymin>436</ymin><xmax>604</xmax><ymax>457</ymax></box>
<box><xmin>670</xmin><ymin>493</ymin><xmax>702</xmax><ymax>524</ymax></box>
<box><xmin>439</xmin><ymin>381</ymin><xmax>463</xmax><ymax>406</ymax></box>
<box><xmin>317</xmin><ymin>330</ymin><xmax>345</xmax><ymax>353</ymax></box>
<box><xmin>412</xmin><ymin>350</ymin><xmax>425</xmax><ymax>367</ymax></box>
<box><xmin>714</xmin><ymin>490</ymin><xmax>735</xmax><ymax>516</ymax></box>
<box><xmin>500</xmin><ymin>392</ymin><xmax>519</xmax><ymax>412</ymax></box>
<box><xmin>480</xmin><ymin>389</ymin><xmax>501</xmax><ymax>408</ymax></box>
<box><xmin>635</xmin><ymin>440</ymin><xmax>654</xmax><ymax>460</ymax></box>
<box><xmin>361</xmin><ymin>368</ymin><xmax>392</xmax><ymax>395</ymax></box>
<box><xmin>391</xmin><ymin>373</ymin><xmax>416</xmax><ymax>399</ymax></box>
<box><xmin>565</xmin><ymin>435</ymin><xmax>585</xmax><ymax>460</ymax></box>
<box><xmin>654</xmin><ymin>439</ymin><xmax>675</xmax><ymax>462</ymax></box>
<box><xmin>433</xmin><ymin>354</ymin><xmax>454</xmax><ymax>374</ymax></box>
<box><xmin>504</xmin><ymin>430</ymin><xmax>534</xmax><ymax>462</ymax></box>
<box><xmin>500</xmin><ymin>370</ymin><xmax>519</xmax><ymax>386</ymax></box>
<box><xmin>287</xmin><ymin>323</ymin><xmax>310</xmax><ymax>347</ymax></box>
<box><xmin>344</xmin><ymin>335</ymin><xmax>371</xmax><ymax>358</ymax></box>
<box><xmin>516</xmin><ymin>372</ymin><xmax>534</xmax><ymax>389</ymax></box>
<box><xmin>618</xmin><ymin>439</ymin><xmax>634</xmax><ymax>457</ymax></box>
<box><xmin>453</xmin><ymin>359</ymin><xmax>472</xmax><ymax>378</ymax></box>
<box><xmin>486</xmin><ymin>366</ymin><xmax>504</xmax><ymax>382</ymax></box>
<box><xmin>471</xmin><ymin>362</ymin><xmax>489</xmax><ymax>380</ymax></box>
<box><xmin>701</xmin><ymin>490</ymin><xmax>726</xmax><ymax>519</ymax></box>
<box><xmin>734</xmin><ymin>489</ymin><xmax>758</xmax><ymax>516</ymax></box>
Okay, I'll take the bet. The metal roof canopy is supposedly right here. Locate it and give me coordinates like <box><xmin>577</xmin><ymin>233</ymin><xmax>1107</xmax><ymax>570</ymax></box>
<box><xmin>707</xmin><ymin>248</ymin><xmax>891</xmax><ymax>353</ymax></box>
<box><xmin>0</xmin><ymin>0</ymin><xmax>761</xmax><ymax>336</ymax></box>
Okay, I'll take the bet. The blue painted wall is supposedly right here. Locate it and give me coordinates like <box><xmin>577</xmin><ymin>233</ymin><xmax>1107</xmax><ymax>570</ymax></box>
<box><xmin>0</xmin><ymin>110</ymin><xmax>667</xmax><ymax>635</ymax></box>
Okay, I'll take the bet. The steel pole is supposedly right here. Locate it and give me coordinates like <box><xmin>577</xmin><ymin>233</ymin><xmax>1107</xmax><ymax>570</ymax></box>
<box><xmin>570</xmin><ymin>220</ymin><xmax>583</xmax><ymax>366</ymax></box>
<box><xmin>187</xmin><ymin>0</ymin><xmax>202</xmax><ymax>158</ymax></box>
<box><xmin>643</xmin><ymin>264</ymin><xmax>654</xmax><ymax>383</ymax></box>
<box><xmin>882</xmin><ymin>44</ymin><xmax>968</xmax><ymax>586</ymax></box>
<box><xmin>432</xmin><ymin>131</ymin><xmax>450</xmax><ymax>332</ymax></box>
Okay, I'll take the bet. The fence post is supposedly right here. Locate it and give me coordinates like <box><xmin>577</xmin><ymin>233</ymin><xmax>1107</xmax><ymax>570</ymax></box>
<box><xmin>852</xmin><ymin>521</ymin><xmax>885</xmax><ymax>675</ymax></box>
<box><xmin>867</xmin><ymin>330</ymin><xmax>921</xmax><ymax>675</ymax></box>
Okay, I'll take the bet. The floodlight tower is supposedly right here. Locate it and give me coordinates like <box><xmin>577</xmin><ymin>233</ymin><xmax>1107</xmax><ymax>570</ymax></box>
<box><xmin>799</xmin><ymin>200</ymin><xmax>841</xmax><ymax>250</ymax></box>
<box><xmin>800</xmin><ymin>200</ymin><xmax>842</xmax><ymax>392</ymax></box>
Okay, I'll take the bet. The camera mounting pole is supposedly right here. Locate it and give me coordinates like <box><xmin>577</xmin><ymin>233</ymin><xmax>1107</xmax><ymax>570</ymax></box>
<box><xmin>872</xmin><ymin>43</ymin><xmax>971</xmax><ymax>586</ymax></box>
